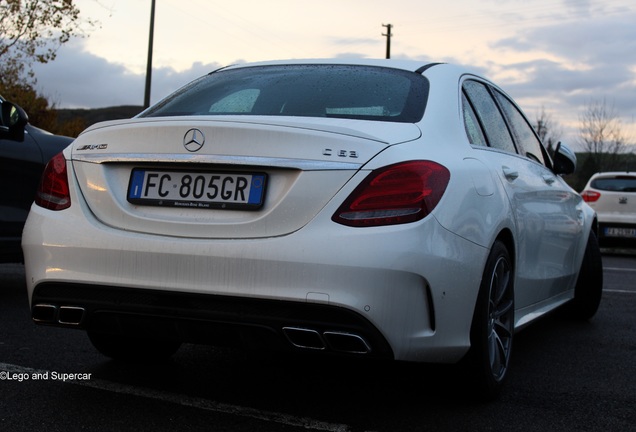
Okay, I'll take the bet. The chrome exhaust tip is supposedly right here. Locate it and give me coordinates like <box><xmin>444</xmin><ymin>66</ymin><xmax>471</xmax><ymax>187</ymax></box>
<box><xmin>323</xmin><ymin>331</ymin><xmax>371</xmax><ymax>354</ymax></box>
<box><xmin>282</xmin><ymin>327</ymin><xmax>371</xmax><ymax>354</ymax></box>
<box><xmin>58</xmin><ymin>306</ymin><xmax>85</xmax><ymax>326</ymax></box>
<box><xmin>32</xmin><ymin>304</ymin><xmax>58</xmax><ymax>323</ymax></box>
<box><xmin>282</xmin><ymin>327</ymin><xmax>325</xmax><ymax>350</ymax></box>
<box><xmin>32</xmin><ymin>304</ymin><xmax>85</xmax><ymax>326</ymax></box>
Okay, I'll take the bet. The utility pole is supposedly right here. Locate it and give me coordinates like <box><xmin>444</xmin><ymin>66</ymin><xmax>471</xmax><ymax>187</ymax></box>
<box><xmin>382</xmin><ymin>23</ymin><xmax>393</xmax><ymax>59</ymax></box>
<box><xmin>144</xmin><ymin>0</ymin><xmax>156</xmax><ymax>109</ymax></box>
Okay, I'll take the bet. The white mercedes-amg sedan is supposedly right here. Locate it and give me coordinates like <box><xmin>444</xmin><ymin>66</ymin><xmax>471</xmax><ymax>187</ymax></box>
<box><xmin>22</xmin><ymin>59</ymin><xmax>602</xmax><ymax>398</ymax></box>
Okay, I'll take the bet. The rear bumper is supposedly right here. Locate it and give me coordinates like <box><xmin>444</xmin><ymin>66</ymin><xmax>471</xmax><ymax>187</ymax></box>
<box><xmin>22</xmin><ymin>201</ymin><xmax>488</xmax><ymax>364</ymax></box>
<box><xmin>31</xmin><ymin>282</ymin><xmax>394</xmax><ymax>357</ymax></box>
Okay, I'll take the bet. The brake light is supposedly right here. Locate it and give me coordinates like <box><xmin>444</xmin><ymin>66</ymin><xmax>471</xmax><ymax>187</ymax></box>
<box><xmin>35</xmin><ymin>152</ymin><xmax>71</xmax><ymax>210</ymax></box>
<box><xmin>581</xmin><ymin>190</ymin><xmax>600</xmax><ymax>203</ymax></box>
<box><xmin>332</xmin><ymin>161</ymin><xmax>450</xmax><ymax>227</ymax></box>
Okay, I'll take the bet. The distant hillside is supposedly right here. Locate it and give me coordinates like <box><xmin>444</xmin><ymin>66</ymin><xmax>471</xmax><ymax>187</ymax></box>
<box><xmin>56</xmin><ymin>105</ymin><xmax>144</xmax><ymax>129</ymax></box>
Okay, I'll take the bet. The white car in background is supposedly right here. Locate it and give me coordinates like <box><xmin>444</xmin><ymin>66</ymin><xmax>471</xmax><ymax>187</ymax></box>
<box><xmin>581</xmin><ymin>172</ymin><xmax>636</xmax><ymax>245</ymax></box>
<box><xmin>22</xmin><ymin>59</ymin><xmax>602</xmax><ymax>398</ymax></box>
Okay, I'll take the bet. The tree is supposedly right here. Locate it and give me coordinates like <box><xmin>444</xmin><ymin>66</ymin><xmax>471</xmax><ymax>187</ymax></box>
<box><xmin>533</xmin><ymin>106</ymin><xmax>562</xmax><ymax>155</ymax></box>
<box><xmin>1</xmin><ymin>1</ymin><xmax>96</xmax><ymax>133</ymax></box>
<box><xmin>0</xmin><ymin>0</ymin><xmax>89</xmax><ymax>86</ymax></box>
<box><xmin>578</xmin><ymin>99</ymin><xmax>627</xmax><ymax>173</ymax></box>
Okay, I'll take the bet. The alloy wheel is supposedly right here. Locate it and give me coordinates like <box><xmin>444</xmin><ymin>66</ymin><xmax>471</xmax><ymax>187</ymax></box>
<box><xmin>486</xmin><ymin>255</ymin><xmax>514</xmax><ymax>381</ymax></box>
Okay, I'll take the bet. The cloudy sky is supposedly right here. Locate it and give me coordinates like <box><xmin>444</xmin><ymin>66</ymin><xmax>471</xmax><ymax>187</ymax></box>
<box><xmin>32</xmin><ymin>0</ymin><xmax>636</xmax><ymax>147</ymax></box>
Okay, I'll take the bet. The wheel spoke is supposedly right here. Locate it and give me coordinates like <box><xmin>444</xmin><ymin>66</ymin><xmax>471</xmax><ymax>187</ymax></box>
<box><xmin>494</xmin><ymin>317</ymin><xmax>513</xmax><ymax>339</ymax></box>
<box><xmin>488</xmin><ymin>329</ymin><xmax>510</xmax><ymax>374</ymax></box>
<box><xmin>494</xmin><ymin>299</ymin><xmax>514</xmax><ymax>320</ymax></box>
<box><xmin>492</xmin><ymin>258</ymin><xmax>511</xmax><ymax>305</ymax></box>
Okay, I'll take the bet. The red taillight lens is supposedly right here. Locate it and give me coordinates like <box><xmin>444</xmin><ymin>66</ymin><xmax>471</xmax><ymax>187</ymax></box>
<box><xmin>35</xmin><ymin>152</ymin><xmax>71</xmax><ymax>210</ymax></box>
<box><xmin>581</xmin><ymin>190</ymin><xmax>601</xmax><ymax>203</ymax></box>
<box><xmin>332</xmin><ymin>160</ymin><xmax>450</xmax><ymax>227</ymax></box>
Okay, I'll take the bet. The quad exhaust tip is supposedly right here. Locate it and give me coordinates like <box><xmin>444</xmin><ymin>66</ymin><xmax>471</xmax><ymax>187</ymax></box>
<box><xmin>31</xmin><ymin>307</ymin><xmax>371</xmax><ymax>353</ymax></box>
<box><xmin>282</xmin><ymin>327</ymin><xmax>371</xmax><ymax>354</ymax></box>
<box><xmin>32</xmin><ymin>304</ymin><xmax>85</xmax><ymax>326</ymax></box>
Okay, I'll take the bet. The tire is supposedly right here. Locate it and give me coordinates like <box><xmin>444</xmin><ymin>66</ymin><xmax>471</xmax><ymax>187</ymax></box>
<box><xmin>87</xmin><ymin>331</ymin><xmax>182</xmax><ymax>363</ymax></box>
<box><xmin>566</xmin><ymin>230</ymin><xmax>603</xmax><ymax>320</ymax></box>
<box><xmin>464</xmin><ymin>241</ymin><xmax>515</xmax><ymax>400</ymax></box>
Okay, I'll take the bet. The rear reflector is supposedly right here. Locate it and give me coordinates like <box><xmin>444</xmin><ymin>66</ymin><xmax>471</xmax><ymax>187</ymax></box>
<box><xmin>35</xmin><ymin>152</ymin><xmax>71</xmax><ymax>211</ymax></box>
<box><xmin>332</xmin><ymin>160</ymin><xmax>450</xmax><ymax>227</ymax></box>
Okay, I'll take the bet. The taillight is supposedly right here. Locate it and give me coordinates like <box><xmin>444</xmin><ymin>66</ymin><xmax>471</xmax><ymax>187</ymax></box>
<box><xmin>581</xmin><ymin>190</ymin><xmax>600</xmax><ymax>203</ymax></box>
<box><xmin>35</xmin><ymin>152</ymin><xmax>71</xmax><ymax>210</ymax></box>
<box><xmin>332</xmin><ymin>160</ymin><xmax>450</xmax><ymax>227</ymax></box>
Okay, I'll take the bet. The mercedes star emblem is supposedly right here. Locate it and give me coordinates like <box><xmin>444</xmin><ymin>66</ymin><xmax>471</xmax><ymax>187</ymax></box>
<box><xmin>183</xmin><ymin>128</ymin><xmax>205</xmax><ymax>152</ymax></box>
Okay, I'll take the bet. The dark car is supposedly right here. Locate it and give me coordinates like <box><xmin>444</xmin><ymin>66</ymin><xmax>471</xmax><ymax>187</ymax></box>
<box><xmin>0</xmin><ymin>96</ymin><xmax>73</xmax><ymax>262</ymax></box>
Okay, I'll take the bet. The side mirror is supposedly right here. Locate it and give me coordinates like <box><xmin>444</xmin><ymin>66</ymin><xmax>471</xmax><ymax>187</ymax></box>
<box><xmin>552</xmin><ymin>142</ymin><xmax>576</xmax><ymax>175</ymax></box>
<box><xmin>0</xmin><ymin>100</ymin><xmax>29</xmax><ymax>141</ymax></box>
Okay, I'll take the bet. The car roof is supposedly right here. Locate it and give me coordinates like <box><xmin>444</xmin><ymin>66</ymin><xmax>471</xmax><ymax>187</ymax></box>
<box><xmin>221</xmin><ymin>58</ymin><xmax>430</xmax><ymax>71</ymax></box>
<box><xmin>214</xmin><ymin>60</ymin><xmax>483</xmax><ymax>90</ymax></box>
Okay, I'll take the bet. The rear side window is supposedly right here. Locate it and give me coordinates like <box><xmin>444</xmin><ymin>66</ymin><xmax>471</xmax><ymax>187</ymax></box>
<box><xmin>462</xmin><ymin>80</ymin><xmax>516</xmax><ymax>154</ymax></box>
<box><xmin>493</xmin><ymin>90</ymin><xmax>546</xmax><ymax>165</ymax></box>
<box><xmin>591</xmin><ymin>176</ymin><xmax>636</xmax><ymax>192</ymax></box>
<box><xmin>462</xmin><ymin>93</ymin><xmax>487</xmax><ymax>146</ymax></box>
<box><xmin>141</xmin><ymin>65</ymin><xmax>429</xmax><ymax>123</ymax></box>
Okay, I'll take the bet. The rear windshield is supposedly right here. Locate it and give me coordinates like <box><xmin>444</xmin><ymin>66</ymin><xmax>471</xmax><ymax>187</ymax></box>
<box><xmin>591</xmin><ymin>176</ymin><xmax>636</xmax><ymax>192</ymax></box>
<box><xmin>140</xmin><ymin>64</ymin><xmax>428</xmax><ymax>123</ymax></box>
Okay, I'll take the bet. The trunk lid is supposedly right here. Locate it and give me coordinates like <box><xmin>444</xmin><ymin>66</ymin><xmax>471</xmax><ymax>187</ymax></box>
<box><xmin>71</xmin><ymin>116</ymin><xmax>421</xmax><ymax>239</ymax></box>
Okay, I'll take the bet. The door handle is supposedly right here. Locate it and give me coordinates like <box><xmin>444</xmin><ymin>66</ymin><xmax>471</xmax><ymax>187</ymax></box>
<box><xmin>502</xmin><ymin>166</ymin><xmax>519</xmax><ymax>181</ymax></box>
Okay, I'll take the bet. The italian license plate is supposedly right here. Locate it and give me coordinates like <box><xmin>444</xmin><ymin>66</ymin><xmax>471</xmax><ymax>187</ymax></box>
<box><xmin>604</xmin><ymin>227</ymin><xmax>636</xmax><ymax>238</ymax></box>
<box><xmin>127</xmin><ymin>169</ymin><xmax>267</xmax><ymax>210</ymax></box>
